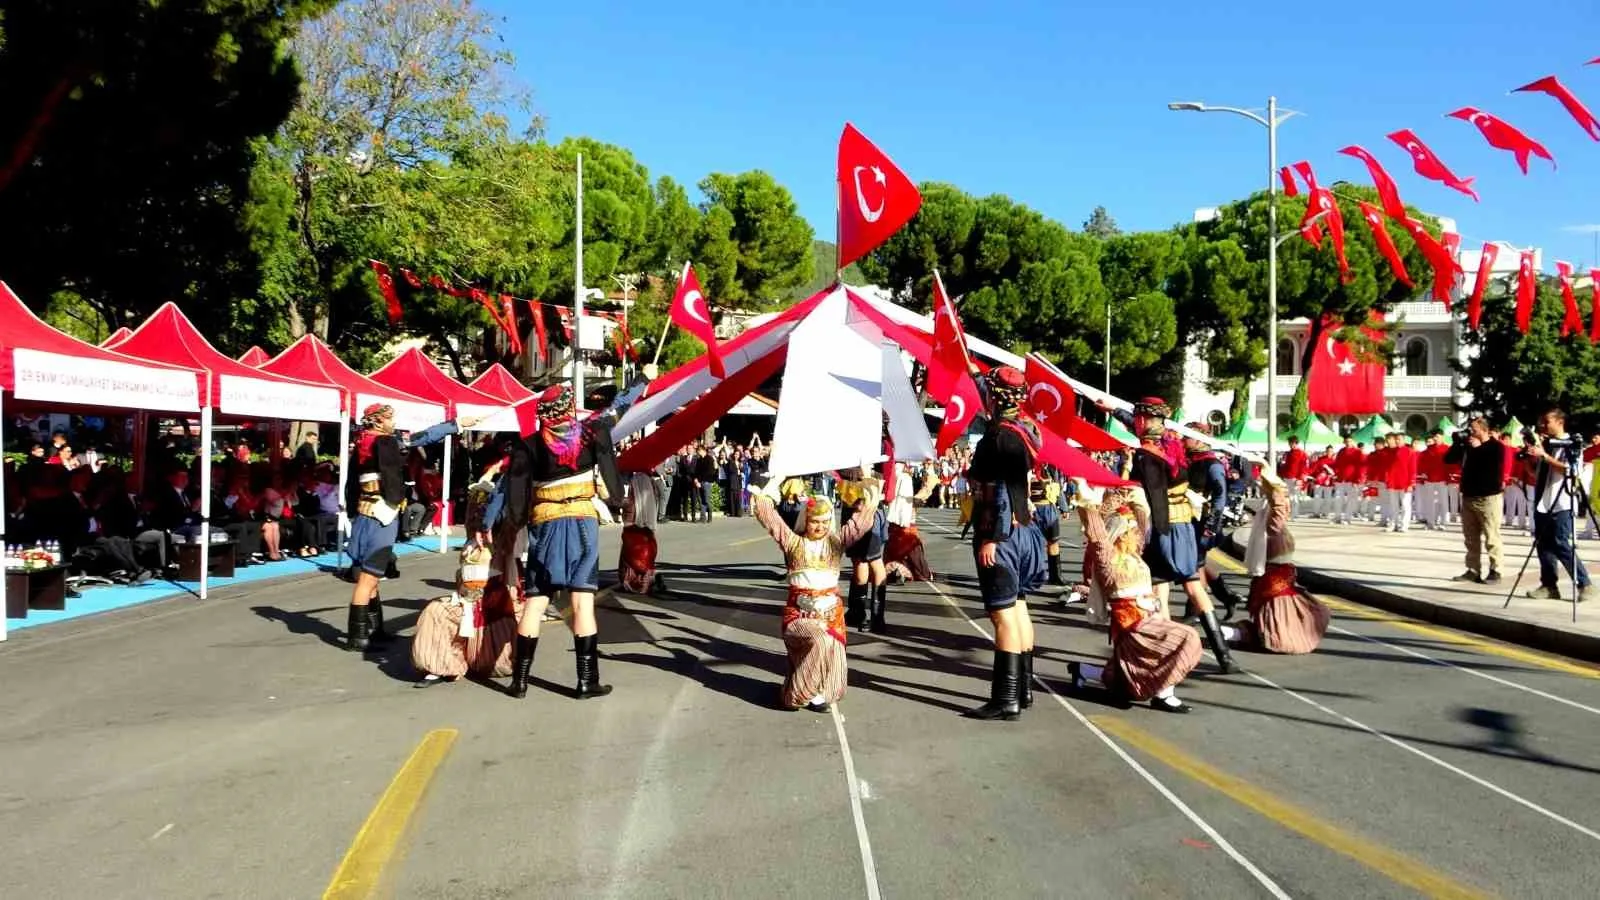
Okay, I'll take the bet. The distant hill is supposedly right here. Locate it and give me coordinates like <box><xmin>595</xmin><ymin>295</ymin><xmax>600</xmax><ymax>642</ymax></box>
<box><xmin>792</xmin><ymin>240</ymin><xmax>866</xmax><ymax>299</ymax></box>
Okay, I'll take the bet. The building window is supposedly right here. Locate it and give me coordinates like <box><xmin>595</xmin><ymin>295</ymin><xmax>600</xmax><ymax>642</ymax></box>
<box><xmin>1403</xmin><ymin>337</ymin><xmax>1428</xmax><ymax>376</ymax></box>
<box><xmin>1404</xmin><ymin>413</ymin><xmax>1428</xmax><ymax>437</ymax></box>
<box><xmin>1338</xmin><ymin>415</ymin><xmax>1360</xmax><ymax>436</ymax></box>
<box><xmin>1276</xmin><ymin>338</ymin><xmax>1297</xmax><ymax>376</ymax></box>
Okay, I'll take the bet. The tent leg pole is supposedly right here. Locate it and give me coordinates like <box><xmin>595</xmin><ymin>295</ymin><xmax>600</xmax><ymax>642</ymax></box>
<box><xmin>199</xmin><ymin>406</ymin><xmax>213</xmax><ymax>600</ymax></box>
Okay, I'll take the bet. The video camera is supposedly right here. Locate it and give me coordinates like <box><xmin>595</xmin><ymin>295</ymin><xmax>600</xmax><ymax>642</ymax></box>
<box><xmin>1517</xmin><ymin>426</ymin><xmax>1582</xmax><ymax>464</ymax></box>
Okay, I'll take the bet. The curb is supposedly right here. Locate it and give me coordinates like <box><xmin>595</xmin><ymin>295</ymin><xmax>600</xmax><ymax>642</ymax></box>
<box><xmin>1221</xmin><ymin>534</ymin><xmax>1600</xmax><ymax>664</ymax></box>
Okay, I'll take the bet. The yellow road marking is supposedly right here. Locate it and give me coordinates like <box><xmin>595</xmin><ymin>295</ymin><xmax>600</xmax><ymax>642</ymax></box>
<box><xmin>729</xmin><ymin>536</ymin><xmax>768</xmax><ymax>547</ymax></box>
<box><xmin>323</xmin><ymin>729</ymin><xmax>458</xmax><ymax>900</ymax></box>
<box><xmin>1091</xmin><ymin>716</ymin><xmax>1492</xmax><ymax>900</ymax></box>
<box><xmin>1206</xmin><ymin>551</ymin><xmax>1600</xmax><ymax>680</ymax></box>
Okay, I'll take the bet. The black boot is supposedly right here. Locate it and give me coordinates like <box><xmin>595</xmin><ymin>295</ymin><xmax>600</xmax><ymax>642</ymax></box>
<box><xmin>574</xmin><ymin>634</ymin><xmax>612</xmax><ymax>699</ymax></box>
<box><xmin>1020</xmin><ymin>649</ymin><xmax>1035</xmax><ymax>709</ymax></box>
<box><xmin>509</xmin><ymin>635</ymin><xmax>538</xmax><ymax>699</ymax></box>
<box><xmin>845</xmin><ymin>583</ymin><xmax>867</xmax><ymax>630</ymax></box>
<box><xmin>365</xmin><ymin>595</ymin><xmax>392</xmax><ymax>647</ymax></box>
<box><xmin>1212</xmin><ymin>581</ymin><xmax>1241</xmax><ymax>623</ymax></box>
<box><xmin>870</xmin><ymin>583</ymin><xmax>888</xmax><ymax>634</ymax></box>
<box><xmin>1047</xmin><ymin>554</ymin><xmax>1065</xmax><ymax>586</ymax></box>
<box><xmin>1197</xmin><ymin>611</ymin><xmax>1237</xmax><ymax>674</ymax></box>
<box><xmin>965</xmin><ymin>651</ymin><xmax>1022</xmax><ymax>721</ymax></box>
<box><xmin>345</xmin><ymin>604</ymin><xmax>370</xmax><ymax>652</ymax></box>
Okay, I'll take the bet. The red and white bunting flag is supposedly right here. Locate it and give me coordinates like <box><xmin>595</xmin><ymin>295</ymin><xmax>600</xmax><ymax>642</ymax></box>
<box><xmin>926</xmin><ymin>270</ymin><xmax>972</xmax><ymax>403</ymax></box>
<box><xmin>556</xmin><ymin>305</ymin><xmax>574</xmax><ymax>341</ymax></box>
<box><xmin>1516</xmin><ymin>250</ymin><xmax>1538</xmax><ymax>334</ymax></box>
<box><xmin>1356</xmin><ymin>202</ymin><xmax>1412</xmax><ymax>288</ymax></box>
<box><xmin>500</xmin><ymin>294</ymin><xmax>523</xmax><ymax>355</ymax></box>
<box><xmin>369</xmin><ymin>261</ymin><xmax>404</xmax><ymax>324</ymax></box>
<box><xmin>1398</xmin><ymin>217</ymin><xmax>1460</xmax><ymax>304</ymax></box>
<box><xmin>836</xmin><ymin>123</ymin><xmax>922</xmax><ymax>271</ymax></box>
<box><xmin>1387</xmin><ymin>129</ymin><xmax>1479</xmax><ymax>201</ymax></box>
<box><xmin>1303</xmin><ymin>189</ymin><xmax>1351</xmax><ymax>282</ymax></box>
<box><xmin>530</xmin><ymin>301</ymin><xmax>549</xmax><ymax>361</ymax></box>
<box><xmin>1514</xmin><ymin>76</ymin><xmax>1600</xmax><ymax>141</ymax></box>
<box><xmin>1022</xmin><ymin>355</ymin><xmax>1077</xmax><ymax>440</ymax></box>
<box><xmin>1557</xmin><ymin>261</ymin><xmax>1587</xmax><ymax>340</ymax></box>
<box><xmin>1339</xmin><ymin>146</ymin><xmax>1407</xmax><ymax>220</ymax></box>
<box><xmin>671</xmin><ymin>261</ymin><xmax>724</xmax><ymax>378</ymax></box>
<box><xmin>1448</xmin><ymin>107</ymin><xmax>1556</xmax><ymax>174</ymax></box>
<box><xmin>1278</xmin><ymin>166</ymin><xmax>1299</xmax><ymax>197</ymax></box>
<box><xmin>1589</xmin><ymin>269</ymin><xmax>1600</xmax><ymax>344</ymax></box>
<box><xmin>1468</xmin><ymin>243</ymin><xmax>1500</xmax><ymax>330</ymax></box>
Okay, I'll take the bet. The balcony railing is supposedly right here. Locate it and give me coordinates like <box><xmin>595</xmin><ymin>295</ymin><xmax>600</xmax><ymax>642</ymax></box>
<box><xmin>1264</xmin><ymin>375</ymin><xmax>1454</xmax><ymax>397</ymax></box>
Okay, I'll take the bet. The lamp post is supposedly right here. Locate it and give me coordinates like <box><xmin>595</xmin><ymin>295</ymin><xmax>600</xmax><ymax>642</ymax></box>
<box><xmin>1104</xmin><ymin>296</ymin><xmax>1133</xmax><ymax>395</ymax></box>
<box><xmin>1169</xmin><ymin>97</ymin><xmax>1299</xmax><ymax>461</ymax></box>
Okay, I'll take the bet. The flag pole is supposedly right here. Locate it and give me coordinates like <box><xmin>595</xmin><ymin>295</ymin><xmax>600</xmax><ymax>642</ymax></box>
<box><xmin>574</xmin><ymin>152</ymin><xmax>585</xmax><ymax>411</ymax></box>
<box><xmin>835</xmin><ymin>175</ymin><xmax>844</xmax><ymax>283</ymax></box>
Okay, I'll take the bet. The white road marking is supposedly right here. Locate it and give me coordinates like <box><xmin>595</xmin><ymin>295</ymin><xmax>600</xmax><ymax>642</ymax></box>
<box><xmin>149</xmin><ymin>823</ymin><xmax>174</xmax><ymax>841</ymax></box>
<box><xmin>830</xmin><ymin>706</ymin><xmax>883</xmax><ymax>900</ymax></box>
<box><xmin>1328</xmin><ymin>623</ymin><xmax>1600</xmax><ymax>717</ymax></box>
<box><xmin>1242</xmin><ymin>668</ymin><xmax>1600</xmax><ymax>843</ymax></box>
<box><xmin>922</xmin><ymin>570</ymin><xmax>1292</xmax><ymax>900</ymax></box>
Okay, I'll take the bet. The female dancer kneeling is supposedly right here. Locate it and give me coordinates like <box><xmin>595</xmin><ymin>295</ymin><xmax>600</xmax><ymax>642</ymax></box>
<box><xmin>1221</xmin><ymin>470</ymin><xmax>1330</xmax><ymax>654</ymax></box>
<box><xmin>751</xmin><ymin>474</ymin><xmax>880</xmax><ymax>712</ymax></box>
<box><xmin>1066</xmin><ymin>481</ymin><xmax>1203</xmax><ymax>713</ymax></box>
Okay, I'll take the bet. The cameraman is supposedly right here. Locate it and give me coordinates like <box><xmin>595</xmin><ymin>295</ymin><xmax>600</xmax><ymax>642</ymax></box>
<box><xmin>1445</xmin><ymin>417</ymin><xmax>1504</xmax><ymax>584</ymax></box>
<box><xmin>1525</xmin><ymin>408</ymin><xmax>1595</xmax><ymax>602</ymax></box>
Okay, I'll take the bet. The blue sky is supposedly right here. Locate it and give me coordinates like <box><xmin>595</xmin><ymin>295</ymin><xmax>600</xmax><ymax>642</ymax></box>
<box><xmin>490</xmin><ymin>0</ymin><xmax>1600</xmax><ymax>273</ymax></box>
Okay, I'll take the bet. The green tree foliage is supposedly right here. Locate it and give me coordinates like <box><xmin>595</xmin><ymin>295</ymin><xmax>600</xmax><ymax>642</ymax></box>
<box><xmin>1455</xmin><ymin>278</ymin><xmax>1600</xmax><ymax>429</ymax></box>
<box><xmin>1082</xmin><ymin>206</ymin><xmax>1121</xmax><ymax>239</ymax></box>
<box><xmin>798</xmin><ymin>240</ymin><xmax>865</xmax><ymax>298</ymax></box>
<box><xmin>696</xmin><ymin>171</ymin><xmax>814</xmax><ymax>309</ymax></box>
<box><xmin>0</xmin><ymin>0</ymin><xmax>336</xmax><ymax>345</ymax></box>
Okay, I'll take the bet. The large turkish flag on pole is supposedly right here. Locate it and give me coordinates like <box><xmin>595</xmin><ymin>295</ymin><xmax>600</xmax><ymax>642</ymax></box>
<box><xmin>1306</xmin><ymin>316</ymin><xmax>1385</xmax><ymax>415</ymax></box>
<box><xmin>671</xmin><ymin>261</ymin><xmax>725</xmax><ymax>378</ymax></box>
<box><xmin>837</xmin><ymin>123</ymin><xmax>922</xmax><ymax>271</ymax></box>
<box><xmin>925</xmin><ymin>269</ymin><xmax>971</xmax><ymax>403</ymax></box>
<box><xmin>1022</xmin><ymin>354</ymin><xmax>1077</xmax><ymax>439</ymax></box>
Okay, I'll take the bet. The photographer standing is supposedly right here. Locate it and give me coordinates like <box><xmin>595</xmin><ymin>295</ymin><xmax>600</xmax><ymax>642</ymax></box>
<box><xmin>1525</xmin><ymin>408</ymin><xmax>1595</xmax><ymax>602</ymax></box>
<box><xmin>1445</xmin><ymin>418</ymin><xmax>1505</xmax><ymax>584</ymax></box>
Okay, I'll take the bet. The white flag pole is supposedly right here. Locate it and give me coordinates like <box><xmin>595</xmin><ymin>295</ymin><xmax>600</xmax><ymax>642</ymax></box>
<box><xmin>573</xmin><ymin>152</ymin><xmax>585</xmax><ymax>412</ymax></box>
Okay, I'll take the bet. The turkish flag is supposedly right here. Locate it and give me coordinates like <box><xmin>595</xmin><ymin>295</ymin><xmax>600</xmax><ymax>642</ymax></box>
<box><xmin>369</xmin><ymin>261</ymin><xmax>404</xmax><ymax>324</ymax></box>
<box><xmin>1022</xmin><ymin>354</ymin><xmax>1076</xmax><ymax>439</ymax></box>
<box><xmin>511</xmin><ymin>396</ymin><xmax>540</xmax><ymax>438</ymax></box>
<box><xmin>926</xmin><ymin>269</ymin><xmax>971</xmax><ymax>403</ymax></box>
<box><xmin>1387</xmin><ymin>129</ymin><xmax>1479</xmax><ymax>201</ymax></box>
<box><xmin>1278</xmin><ymin>166</ymin><xmax>1299</xmax><ymax>197</ymax></box>
<box><xmin>1356</xmin><ymin>202</ymin><xmax>1412</xmax><ymax>288</ymax></box>
<box><xmin>1293</xmin><ymin>161</ymin><xmax>1325</xmax><ymax>245</ymax></box>
<box><xmin>1339</xmin><ymin>146</ymin><xmax>1406</xmax><ymax>220</ymax></box>
<box><xmin>530</xmin><ymin>301</ymin><xmax>549</xmax><ymax>361</ymax></box>
<box><xmin>1557</xmin><ymin>261</ymin><xmax>1587</xmax><ymax>340</ymax></box>
<box><xmin>1302</xmin><ymin>189</ymin><xmax>1351</xmax><ymax>282</ymax></box>
<box><xmin>1448</xmin><ymin>107</ymin><xmax>1556</xmax><ymax>175</ymax></box>
<box><xmin>836</xmin><ymin>123</ymin><xmax>922</xmax><ymax>271</ymax></box>
<box><xmin>1441</xmin><ymin>232</ymin><xmax>1462</xmax><ymax>292</ymax></box>
<box><xmin>556</xmin><ymin>305</ymin><xmax>574</xmax><ymax>342</ymax></box>
<box><xmin>1589</xmin><ymin>269</ymin><xmax>1600</xmax><ymax>344</ymax></box>
<box><xmin>671</xmin><ymin>261</ymin><xmax>724</xmax><ymax>378</ymax></box>
<box><xmin>936</xmin><ymin>376</ymin><xmax>979</xmax><ymax>456</ymax></box>
<box><xmin>500</xmin><ymin>294</ymin><xmax>523</xmax><ymax>355</ymax></box>
<box><xmin>1398</xmin><ymin>217</ymin><xmax>1460</xmax><ymax>304</ymax></box>
<box><xmin>1306</xmin><ymin>316</ymin><xmax>1385</xmax><ymax>415</ymax></box>
<box><xmin>1516</xmin><ymin>250</ymin><xmax>1538</xmax><ymax>334</ymax></box>
<box><xmin>1468</xmin><ymin>242</ymin><xmax>1500</xmax><ymax>330</ymax></box>
<box><xmin>1514</xmin><ymin>76</ymin><xmax>1600</xmax><ymax>141</ymax></box>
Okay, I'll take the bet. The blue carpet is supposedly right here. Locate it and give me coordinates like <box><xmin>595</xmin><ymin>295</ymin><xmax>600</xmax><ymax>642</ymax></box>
<box><xmin>7</xmin><ymin>536</ymin><xmax>466</xmax><ymax>632</ymax></box>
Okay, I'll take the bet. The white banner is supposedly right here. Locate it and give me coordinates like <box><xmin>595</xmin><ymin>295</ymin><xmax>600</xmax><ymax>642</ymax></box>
<box><xmin>457</xmin><ymin>401</ymin><xmax>519</xmax><ymax>433</ymax></box>
<box><xmin>768</xmin><ymin>291</ymin><xmax>884</xmax><ymax>478</ymax></box>
<box><xmin>12</xmin><ymin>348</ymin><xmax>200</xmax><ymax>412</ymax></box>
<box><xmin>355</xmin><ymin>392</ymin><xmax>447</xmax><ymax>433</ymax></box>
<box><xmin>219</xmin><ymin>373</ymin><xmax>342</xmax><ymax>422</ymax></box>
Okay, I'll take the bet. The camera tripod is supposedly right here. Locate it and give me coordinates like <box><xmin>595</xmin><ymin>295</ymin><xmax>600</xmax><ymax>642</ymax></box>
<box><xmin>1502</xmin><ymin>449</ymin><xmax>1597</xmax><ymax>623</ymax></box>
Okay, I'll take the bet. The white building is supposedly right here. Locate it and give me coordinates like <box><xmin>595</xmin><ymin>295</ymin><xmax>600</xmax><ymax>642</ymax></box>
<box><xmin>1178</xmin><ymin>218</ymin><xmax>1539</xmax><ymax>439</ymax></box>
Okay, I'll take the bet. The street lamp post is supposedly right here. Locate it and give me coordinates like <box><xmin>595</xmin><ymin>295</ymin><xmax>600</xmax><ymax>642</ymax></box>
<box><xmin>1169</xmin><ymin>97</ymin><xmax>1298</xmax><ymax>462</ymax></box>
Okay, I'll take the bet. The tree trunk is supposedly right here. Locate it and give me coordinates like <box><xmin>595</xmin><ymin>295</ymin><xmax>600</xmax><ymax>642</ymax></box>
<box><xmin>0</xmin><ymin>73</ymin><xmax>80</xmax><ymax>197</ymax></box>
<box><xmin>1228</xmin><ymin>382</ymin><xmax>1250</xmax><ymax>426</ymax></box>
<box><xmin>437</xmin><ymin>333</ymin><xmax>469</xmax><ymax>381</ymax></box>
<box><xmin>1294</xmin><ymin>314</ymin><xmax>1329</xmax><ymax>425</ymax></box>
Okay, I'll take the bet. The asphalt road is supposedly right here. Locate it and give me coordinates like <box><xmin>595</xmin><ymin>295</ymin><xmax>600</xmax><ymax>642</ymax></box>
<box><xmin>4</xmin><ymin>509</ymin><xmax>1600</xmax><ymax>898</ymax></box>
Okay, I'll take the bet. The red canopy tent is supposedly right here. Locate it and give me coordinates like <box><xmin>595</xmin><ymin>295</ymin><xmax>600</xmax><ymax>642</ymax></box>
<box><xmin>370</xmin><ymin>347</ymin><xmax>513</xmax><ymax>551</ymax></box>
<box><xmin>1</xmin><ymin>283</ymin><xmax>204</xmax><ymax>637</ymax></box>
<box><xmin>262</xmin><ymin>335</ymin><xmax>445</xmax><ymax>432</ymax></box>
<box><xmin>238</xmin><ymin>345</ymin><xmax>270</xmax><ymax>367</ymax></box>
<box><xmin>100</xmin><ymin>327</ymin><xmax>133</xmax><ymax>348</ymax></box>
<box><xmin>469</xmin><ymin>363</ymin><xmax>535</xmax><ymax>404</ymax></box>
<box><xmin>107</xmin><ymin>303</ymin><xmax>347</xmax><ymax>597</ymax></box>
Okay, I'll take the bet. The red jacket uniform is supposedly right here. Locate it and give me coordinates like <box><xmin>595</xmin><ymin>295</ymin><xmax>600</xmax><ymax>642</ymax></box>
<box><xmin>1418</xmin><ymin>444</ymin><xmax>1449</xmax><ymax>483</ymax></box>
<box><xmin>1385</xmin><ymin>446</ymin><xmax>1418</xmax><ymax>490</ymax></box>
<box><xmin>1334</xmin><ymin>447</ymin><xmax>1366</xmax><ymax>483</ymax></box>
<box><xmin>1279</xmin><ymin>447</ymin><xmax>1308</xmax><ymax>480</ymax></box>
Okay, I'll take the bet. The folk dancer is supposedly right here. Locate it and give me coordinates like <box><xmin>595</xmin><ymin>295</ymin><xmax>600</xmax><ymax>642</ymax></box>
<box><xmin>1032</xmin><ymin>477</ymin><xmax>1066</xmax><ymax>587</ymax></box>
<box><xmin>1221</xmin><ymin>471</ymin><xmax>1330</xmax><ymax>653</ymax></box>
<box><xmin>841</xmin><ymin>472</ymin><xmax>891</xmax><ymax>633</ymax></box>
<box><xmin>345</xmin><ymin>404</ymin><xmax>473</xmax><ymax>652</ymax></box>
<box><xmin>1066</xmin><ymin>482</ymin><xmax>1203</xmax><ymax>712</ymax></box>
<box><xmin>1185</xmin><ymin>424</ymin><xmax>1241</xmax><ymax>619</ymax></box>
<box><xmin>751</xmin><ymin>475</ymin><xmax>880</xmax><ymax>712</ymax></box>
<box><xmin>1110</xmin><ymin>398</ymin><xmax>1236</xmax><ymax>674</ymax></box>
<box><xmin>504</xmin><ymin>384</ymin><xmax>626</xmax><ymax>700</ymax></box>
<box><xmin>966</xmin><ymin>366</ymin><xmax>1048</xmax><ymax>721</ymax></box>
<box><xmin>884</xmin><ymin>462</ymin><xmax>932</xmax><ymax>584</ymax></box>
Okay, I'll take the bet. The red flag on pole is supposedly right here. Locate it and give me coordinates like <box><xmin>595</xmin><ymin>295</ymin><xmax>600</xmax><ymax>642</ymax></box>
<box><xmin>836</xmin><ymin>123</ymin><xmax>923</xmax><ymax>271</ymax></box>
<box><xmin>926</xmin><ymin>270</ymin><xmax>972</xmax><ymax>403</ymax></box>
<box><xmin>1339</xmin><ymin>146</ymin><xmax>1407</xmax><ymax>220</ymax></box>
<box><xmin>1557</xmin><ymin>261</ymin><xmax>1587</xmax><ymax>340</ymax></box>
<box><xmin>1387</xmin><ymin>129</ymin><xmax>1479</xmax><ymax>201</ymax></box>
<box><xmin>1306</xmin><ymin>316</ymin><xmax>1386</xmax><ymax>415</ymax></box>
<box><xmin>1022</xmin><ymin>355</ymin><xmax>1077</xmax><ymax>439</ymax></box>
<box><xmin>671</xmin><ymin>261</ymin><xmax>725</xmax><ymax>378</ymax></box>
<box><xmin>936</xmin><ymin>377</ymin><xmax>980</xmax><ymax>456</ymax></box>
<box><xmin>1516</xmin><ymin>250</ymin><xmax>1538</xmax><ymax>334</ymax></box>
<box><xmin>1468</xmin><ymin>242</ymin><xmax>1500</xmax><ymax>330</ymax></box>
<box><xmin>1356</xmin><ymin>202</ymin><xmax>1412</xmax><ymax>288</ymax></box>
<box><xmin>1513</xmin><ymin>76</ymin><xmax>1600</xmax><ymax>141</ymax></box>
<box><xmin>1448</xmin><ymin>107</ymin><xmax>1556</xmax><ymax>174</ymax></box>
